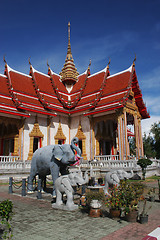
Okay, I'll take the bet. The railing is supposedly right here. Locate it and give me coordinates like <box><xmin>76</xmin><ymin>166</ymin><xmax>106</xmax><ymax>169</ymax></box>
<box><xmin>88</xmin><ymin>159</ymin><xmax>138</xmax><ymax>169</ymax></box>
<box><xmin>0</xmin><ymin>156</ymin><xmax>20</xmax><ymax>162</ymax></box>
<box><xmin>94</xmin><ymin>155</ymin><xmax>119</xmax><ymax>161</ymax></box>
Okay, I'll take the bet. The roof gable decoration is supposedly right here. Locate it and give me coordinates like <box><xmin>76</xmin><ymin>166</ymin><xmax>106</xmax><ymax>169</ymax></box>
<box><xmin>4</xmin><ymin>63</ymin><xmax>21</xmax><ymax>108</ymax></box>
<box><xmin>29</xmin><ymin>60</ymin><xmax>51</xmax><ymax>110</ymax></box>
<box><xmin>54</xmin><ymin>121</ymin><xmax>66</xmax><ymax>144</ymax></box>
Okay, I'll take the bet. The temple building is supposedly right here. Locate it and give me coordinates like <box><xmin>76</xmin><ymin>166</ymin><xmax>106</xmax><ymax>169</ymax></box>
<box><xmin>0</xmin><ymin>23</ymin><xmax>149</xmax><ymax>162</ymax></box>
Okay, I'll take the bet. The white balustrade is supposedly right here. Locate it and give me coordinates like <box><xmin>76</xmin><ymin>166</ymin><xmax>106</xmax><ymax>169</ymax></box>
<box><xmin>0</xmin><ymin>156</ymin><xmax>20</xmax><ymax>162</ymax></box>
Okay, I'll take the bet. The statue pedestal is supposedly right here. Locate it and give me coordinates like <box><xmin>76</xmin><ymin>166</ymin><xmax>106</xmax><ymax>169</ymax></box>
<box><xmin>52</xmin><ymin>203</ymin><xmax>78</xmax><ymax>211</ymax></box>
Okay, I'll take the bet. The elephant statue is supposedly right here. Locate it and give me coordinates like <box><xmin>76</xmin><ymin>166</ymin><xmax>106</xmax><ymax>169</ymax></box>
<box><xmin>52</xmin><ymin>171</ymin><xmax>89</xmax><ymax>210</ymax></box>
<box><xmin>104</xmin><ymin>169</ymin><xmax>134</xmax><ymax>195</ymax></box>
<box><xmin>27</xmin><ymin>137</ymin><xmax>81</xmax><ymax>197</ymax></box>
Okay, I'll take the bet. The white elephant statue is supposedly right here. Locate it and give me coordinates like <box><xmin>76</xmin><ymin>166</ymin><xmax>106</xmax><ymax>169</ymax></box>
<box><xmin>52</xmin><ymin>171</ymin><xmax>89</xmax><ymax>211</ymax></box>
<box><xmin>104</xmin><ymin>169</ymin><xmax>133</xmax><ymax>195</ymax></box>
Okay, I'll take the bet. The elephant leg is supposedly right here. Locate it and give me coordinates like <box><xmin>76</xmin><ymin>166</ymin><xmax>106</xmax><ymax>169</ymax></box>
<box><xmin>55</xmin><ymin>189</ymin><xmax>63</xmax><ymax>205</ymax></box>
<box><xmin>104</xmin><ymin>181</ymin><xmax>110</xmax><ymax>195</ymax></box>
<box><xmin>38</xmin><ymin>175</ymin><xmax>45</xmax><ymax>193</ymax></box>
<box><xmin>50</xmin><ymin>162</ymin><xmax>60</xmax><ymax>197</ymax></box>
<box><xmin>27</xmin><ymin>172</ymin><xmax>36</xmax><ymax>193</ymax></box>
<box><xmin>66</xmin><ymin>191</ymin><xmax>75</xmax><ymax>208</ymax></box>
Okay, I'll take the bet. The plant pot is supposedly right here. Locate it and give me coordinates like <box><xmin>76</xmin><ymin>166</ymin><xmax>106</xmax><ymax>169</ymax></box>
<box><xmin>125</xmin><ymin>210</ymin><xmax>138</xmax><ymax>222</ymax></box>
<box><xmin>149</xmin><ymin>196</ymin><xmax>155</xmax><ymax>202</ymax></box>
<box><xmin>89</xmin><ymin>207</ymin><xmax>101</xmax><ymax>217</ymax></box>
<box><xmin>109</xmin><ymin>209</ymin><xmax>121</xmax><ymax>219</ymax></box>
<box><xmin>139</xmin><ymin>215</ymin><xmax>148</xmax><ymax>224</ymax></box>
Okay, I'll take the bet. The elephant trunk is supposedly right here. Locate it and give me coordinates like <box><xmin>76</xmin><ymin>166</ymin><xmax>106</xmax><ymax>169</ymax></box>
<box><xmin>82</xmin><ymin>171</ymin><xmax>89</xmax><ymax>184</ymax></box>
<box><xmin>71</xmin><ymin>137</ymin><xmax>81</xmax><ymax>157</ymax></box>
<box><xmin>126</xmin><ymin>170</ymin><xmax>134</xmax><ymax>179</ymax></box>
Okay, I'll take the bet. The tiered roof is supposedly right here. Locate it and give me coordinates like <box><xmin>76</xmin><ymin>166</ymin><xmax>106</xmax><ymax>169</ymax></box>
<box><xmin>0</xmin><ymin>24</ymin><xmax>149</xmax><ymax>119</ymax></box>
<box><xmin>0</xmin><ymin>60</ymin><xmax>149</xmax><ymax>119</ymax></box>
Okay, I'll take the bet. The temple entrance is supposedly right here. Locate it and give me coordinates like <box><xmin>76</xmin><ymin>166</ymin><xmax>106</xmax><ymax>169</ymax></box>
<box><xmin>95</xmin><ymin>120</ymin><xmax>116</xmax><ymax>156</ymax></box>
<box><xmin>0</xmin><ymin>122</ymin><xmax>19</xmax><ymax>156</ymax></box>
<box><xmin>99</xmin><ymin>140</ymin><xmax>111</xmax><ymax>155</ymax></box>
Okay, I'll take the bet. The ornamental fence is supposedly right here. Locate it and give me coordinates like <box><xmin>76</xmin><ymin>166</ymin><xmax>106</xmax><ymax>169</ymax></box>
<box><xmin>0</xmin><ymin>155</ymin><xmax>160</xmax><ymax>177</ymax></box>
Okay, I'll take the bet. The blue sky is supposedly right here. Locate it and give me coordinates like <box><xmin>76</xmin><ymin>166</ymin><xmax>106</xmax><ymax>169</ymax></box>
<box><xmin>0</xmin><ymin>0</ymin><xmax>160</xmax><ymax>135</ymax></box>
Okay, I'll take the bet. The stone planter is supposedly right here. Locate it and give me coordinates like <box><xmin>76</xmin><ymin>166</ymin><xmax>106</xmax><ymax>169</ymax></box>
<box><xmin>89</xmin><ymin>200</ymin><xmax>102</xmax><ymax>218</ymax></box>
<box><xmin>149</xmin><ymin>196</ymin><xmax>155</xmax><ymax>202</ymax></box>
<box><xmin>109</xmin><ymin>209</ymin><xmax>121</xmax><ymax>219</ymax></box>
<box><xmin>125</xmin><ymin>210</ymin><xmax>138</xmax><ymax>222</ymax></box>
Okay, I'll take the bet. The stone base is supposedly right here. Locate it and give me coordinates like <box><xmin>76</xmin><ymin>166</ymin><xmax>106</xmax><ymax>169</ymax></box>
<box><xmin>52</xmin><ymin>203</ymin><xmax>78</xmax><ymax>211</ymax></box>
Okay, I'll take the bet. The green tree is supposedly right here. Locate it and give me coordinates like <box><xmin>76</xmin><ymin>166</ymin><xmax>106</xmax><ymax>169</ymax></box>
<box><xmin>143</xmin><ymin>133</ymin><xmax>155</xmax><ymax>158</ymax></box>
<box><xmin>151</xmin><ymin>121</ymin><xmax>160</xmax><ymax>159</ymax></box>
<box><xmin>137</xmin><ymin>158</ymin><xmax>152</xmax><ymax>180</ymax></box>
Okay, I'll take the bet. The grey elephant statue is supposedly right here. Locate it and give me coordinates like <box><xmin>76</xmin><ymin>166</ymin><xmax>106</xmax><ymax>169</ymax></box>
<box><xmin>104</xmin><ymin>169</ymin><xmax>134</xmax><ymax>195</ymax></box>
<box><xmin>27</xmin><ymin>137</ymin><xmax>81</xmax><ymax>197</ymax></box>
<box><xmin>52</xmin><ymin>171</ymin><xmax>89</xmax><ymax>211</ymax></box>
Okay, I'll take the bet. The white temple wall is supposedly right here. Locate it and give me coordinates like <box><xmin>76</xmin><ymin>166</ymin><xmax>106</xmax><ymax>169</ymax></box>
<box><xmin>23</xmin><ymin>117</ymin><xmax>34</xmax><ymax>160</ymax></box>
<box><xmin>50</xmin><ymin>116</ymin><xmax>59</xmax><ymax>144</ymax></box>
<box><xmin>81</xmin><ymin>116</ymin><xmax>90</xmax><ymax>159</ymax></box>
<box><xmin>70</xmin><ymin>115</ymin><xmax>91</xmax><ymax>160</ymax></box>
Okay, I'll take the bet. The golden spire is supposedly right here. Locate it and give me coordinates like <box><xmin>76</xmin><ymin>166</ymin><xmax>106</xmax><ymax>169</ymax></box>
<box><xmin>60</xmin><ymin>22</ymin><xmax>79</xmax><ymax>85</ymax></box>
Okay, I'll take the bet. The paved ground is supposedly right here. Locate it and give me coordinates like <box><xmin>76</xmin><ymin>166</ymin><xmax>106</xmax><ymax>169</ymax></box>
<box><xmin>0</xmin><ymin>181</ymin><xmax>160</xmax><ymax>240</ymax></box>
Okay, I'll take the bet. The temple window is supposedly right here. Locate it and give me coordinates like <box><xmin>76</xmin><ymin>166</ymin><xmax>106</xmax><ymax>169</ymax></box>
<box><xmin>75</xmin><ymin>122</ymin><xmax>87</xmax><ymax>160</ymax></box>
<box><xmin>28</xmin><ymin>119</ymin><xmax>44</xmax><ymax>160</ymax></box>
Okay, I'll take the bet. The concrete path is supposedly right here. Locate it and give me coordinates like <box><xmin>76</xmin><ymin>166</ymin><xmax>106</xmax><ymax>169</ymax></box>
<box><xmin>0</xmin><ymin>181</ymin><xmax>160</xmax><ymax>240</ymax></box>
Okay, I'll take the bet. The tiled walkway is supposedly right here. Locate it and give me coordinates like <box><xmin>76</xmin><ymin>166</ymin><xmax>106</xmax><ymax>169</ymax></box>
<box><xmin>0</xmin><ymin>181</ymin><xmax>160</xmax><ymax>240</ymax></box>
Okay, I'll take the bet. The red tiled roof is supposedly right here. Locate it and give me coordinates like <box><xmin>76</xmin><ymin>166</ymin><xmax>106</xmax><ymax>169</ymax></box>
<box><xmin>9</xmin><ymin>71</ymin><xmax>35</xmax><ymax>96</ymax></box>
<box><xmin>0</xmin><ymin>63</ymin><xmax>149</xmax><ymax>119</ymax></box>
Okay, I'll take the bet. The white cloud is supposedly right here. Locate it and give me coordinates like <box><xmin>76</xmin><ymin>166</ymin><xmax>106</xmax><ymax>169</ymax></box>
<box><xmin>141</xmin><ymin>66</ymin><xmax>160</xmax><ymax>90</ymax></box>
<box><xmin>141</xmin><ymin>116</ymin><xmax>160</xmax><ymax>136</ymax></box>
<box><xmin>143</xmin><ymin>95</ymin><xmax>160</xmax><ymax>115</ymax></box>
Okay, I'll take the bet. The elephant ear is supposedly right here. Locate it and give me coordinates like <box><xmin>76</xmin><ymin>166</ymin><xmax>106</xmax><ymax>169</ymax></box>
<box><xmin>52</xmin><ymin>145</ymin><xmax>64</xmax><ymax>161</ymax></box>
<box><xmin>61</xmin><ymin>176</ymin><xmax>72</xmax><ymax>191</ymax></box>
<box><xmin>110</xmin><ymin>172</ymin><xmax>120</xmax><ymax>185</ymax></box>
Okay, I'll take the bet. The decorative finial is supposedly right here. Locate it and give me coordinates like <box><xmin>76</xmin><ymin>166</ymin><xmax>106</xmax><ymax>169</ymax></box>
<box><xmin>67</xmin><ymin>22</ymin><xmax>71</xmax><ymax>54</ymax></box>
<box><xmin>87</xmin><ymin>59</ymin><xmax>91</xmax><ymax>73</ymax></box>
<box><xmin>28</xmin><ymin>57</ymin><xmax>31</xmax><ymax>65</ymax></box>
<box><xmin>3</xmin><ymin>55</ymin><xmax>6</xmax><ymax>64</ymax></box>
<box><xmin>107</xmin><ymin>58</ymin><xmax>111</xmax><ymax>69</ymax></box>
<box><xmin>47</xmin><ymin>60</ymin><xmax>50</xmax><ymax>69</ymax></box>
<box><xmin>133</xmin><ymin>54</ymin><xmax>136</xmax><ymax>66</ymax></box>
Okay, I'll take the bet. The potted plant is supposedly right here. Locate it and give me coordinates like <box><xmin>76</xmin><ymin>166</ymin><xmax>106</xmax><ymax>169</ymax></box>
<box><xmin>137</xmin><ymin>158</ymin><xmax>152</xmax><ymax>180</ymax></box>
<box><xmin>148</xmin><ymin>187</ymin><xmax>156</xmax><ymax>202</ymax></box>
<box><xmin>119</xmin><ymin>180</ymin><xmax>143</xmax><ymax>222</ymax></box>
<box><xmin>0</xmin><ymin>199</ymin><xmax>13</xmax><ymax>239</ymax></box>
<box><xmin>85</xmin><ymin>191</ymin><xmax>105</xmax><ymax>217</ymax></box>
<box><xmin>139</xmin><ymin>199</ymin><xmax>151</xmax><ymax>224</ymax></box>
<box><xmin>105</xmin><ymin>185</ymin><xmax>123</xmax><ymax>219</ymax></box>
<box><xmin>158</xmin><ymin>179</ymin><xmax>160</xmax><ymax>200</ymax></box>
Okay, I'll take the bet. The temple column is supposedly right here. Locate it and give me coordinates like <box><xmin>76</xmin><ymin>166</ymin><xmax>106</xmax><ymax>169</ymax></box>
<box><xmin>134</xmin><ymin>112</ymin><xmax>140</xmax><ymax>159</ymax></box>
<box><xmin>47</xmin><ymin>117</ymin><xmax>51</xmax><ymax>145</ymax></box>
<box><xmin>117</xmin><ymin>115</ymin><xmax>123</xmax><ymax>160</ymax></box>
<box><xmin>96</xmin><ymin>140</ymin><xmax>100</xmax><ymax>156</ymax></box>
<box><xmin>138</xmin><ymin>118</ymin><xmax>144</xmax><ymax>157</ymax></box>
<box><xmin>89</xmin><ymin>116</ymin><xmax>95</xmax><ymax>160</ymax></box>
<box><xmin>123</xmin><ymin>109</ymin><xmax>129</xmax><ymax>159</ymax></box>
<box><xmin>19</xmin><ymin>126</ymin><xmax>24</xmax><ymax>161</ymax></box>
<box><xmin>12</xmin><ymin>134</ymin><xmax>19</xmax><ymax>156</ymax></box>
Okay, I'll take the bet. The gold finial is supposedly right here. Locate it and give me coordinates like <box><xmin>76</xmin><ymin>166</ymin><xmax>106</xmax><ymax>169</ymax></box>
<box><xmin>133</xmin><ymin>54</ymin><xmax>136</xmax><ymax>67</ymax></box>
<box><xmin>59</xmin><ymin>22</ymin><xmax>79</xmax><ymax>84</ymax></box>
<box><xmin>107</xmin><ymin>58</ymin><xmax>111</xmax><ymax>69</ymax></box>
<box><xmin>67</xmin><ymin>22</ymin><xmax>71</xmax><ymax>54</ymax></box>
<box><xmin>28</xmin><ymin>57</ymin><xmax>31</xmax><ymax>66</ymax></box>
<box><xmin>47</xmin><ymin>60</ymin><xmax>50</xmax><ymax>69</ymax></box>
<box><xmin>87</xmin><ymin>59</ymin><xmax>91</xmax><ymax>73</ymax></box>
<box><xmin>3</xmin><ymin>55</ymin><xmax>6</xmax><ymax>64</ymax></box>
